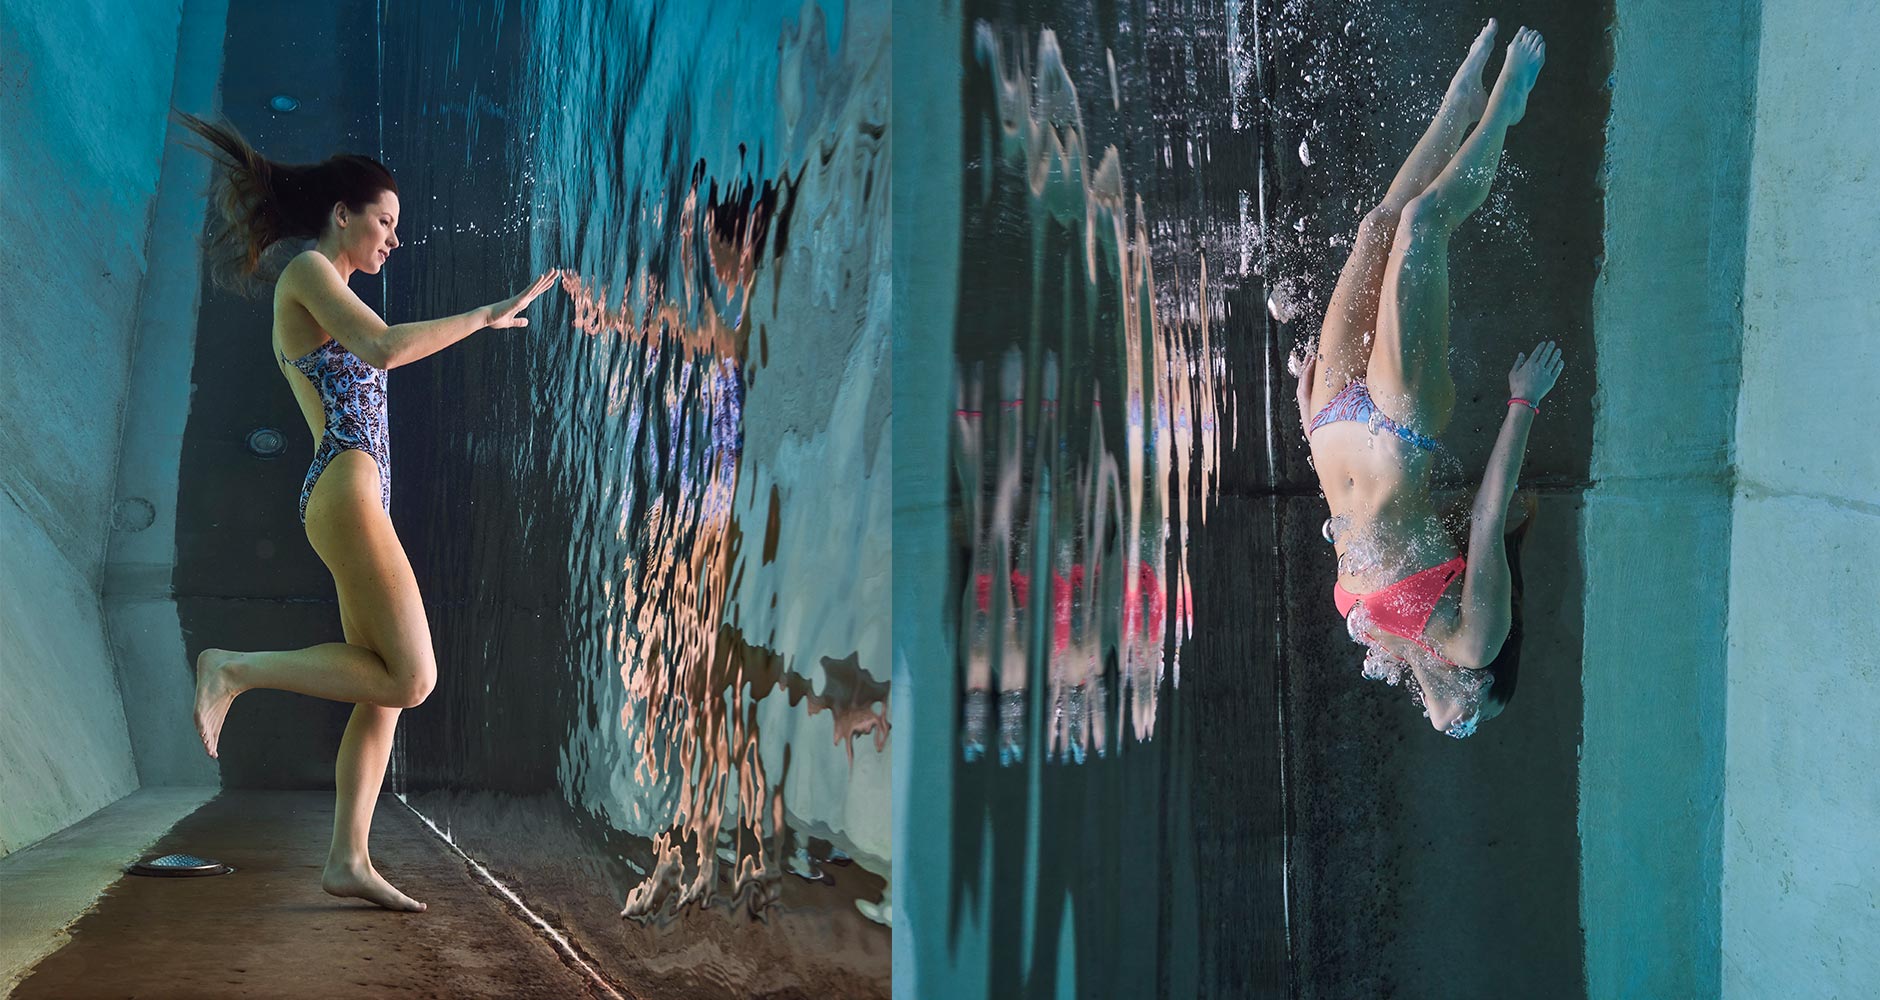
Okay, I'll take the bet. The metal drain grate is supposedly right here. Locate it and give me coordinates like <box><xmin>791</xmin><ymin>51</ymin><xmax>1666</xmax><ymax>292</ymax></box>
<box><xmin>127</xmin><ymin>853</ymin><xmax>234</xmax><ymax>877</ymax></box>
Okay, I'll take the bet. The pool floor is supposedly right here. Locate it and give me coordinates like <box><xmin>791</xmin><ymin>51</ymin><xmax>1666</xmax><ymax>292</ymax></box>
<box><xmin>9</xmin><ymin>791</ymin><xmax>606</xmax><ymax>999</ymax></box>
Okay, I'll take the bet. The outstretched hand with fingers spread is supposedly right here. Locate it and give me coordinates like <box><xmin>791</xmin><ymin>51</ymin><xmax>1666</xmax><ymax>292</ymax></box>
<box><xmin>485</xmin><ymin>269</ymin><xmax>562</xmax><ymax>330</ymax></box>
<box><xmin>1508</xmin><ymin>340</ymin><xmax>1566</xmax><ymax>404</ymax></box>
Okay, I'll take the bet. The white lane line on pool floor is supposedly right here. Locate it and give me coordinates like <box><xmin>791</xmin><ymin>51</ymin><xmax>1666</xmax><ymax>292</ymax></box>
<box><xmin>397</xmin><ymin>796</ymin><xmax>628</xmax><ymax>1000</ymax></box>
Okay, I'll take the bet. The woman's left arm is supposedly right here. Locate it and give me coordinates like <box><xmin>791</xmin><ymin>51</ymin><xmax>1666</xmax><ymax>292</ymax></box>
<box><xmin>1292</xmin><ymin>340</ymin><xmax>1319</xmax><ymax>433</ymax></box>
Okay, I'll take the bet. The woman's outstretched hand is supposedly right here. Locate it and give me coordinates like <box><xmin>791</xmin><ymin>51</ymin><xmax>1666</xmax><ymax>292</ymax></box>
<box><xmin>484</xmin><ymin>269</ymin><xmax>562</xmax><ymax>330</ymax></box>
<box><xmin>1508</xmin><ymin>340</ymin><xmax>1565</xmax><ymax>404</ymax></box>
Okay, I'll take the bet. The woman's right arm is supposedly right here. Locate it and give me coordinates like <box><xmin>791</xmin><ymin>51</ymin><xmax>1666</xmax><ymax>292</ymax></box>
<box><xmin>283</xmin><ymin>252</ymin><xmax>556</xmax><ymax>369</ymax></box>
<box><xmin>1469</xmin><ymin>341</ymin><xmax>1564</xmax><ymax>528</ymax></box>
<box><xmin>1444</xmin><ymin>342</ymin><xmax>1564</xmax><ymax>670</ymax></box>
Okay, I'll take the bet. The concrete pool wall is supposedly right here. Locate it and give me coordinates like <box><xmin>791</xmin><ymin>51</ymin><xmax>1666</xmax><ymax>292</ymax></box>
<box><xmin>1582</xmin><ymin>1</ymin><xmax>1752</xmax><ymax>994</ymax></box>
<box><xmin>1724</xmin><ymin>0</ymin><xmax>1880</xmax><ymax>994</ymax></box>
<box><xmin>1589</xmin><ymin>0</ymin><xmax>1879</xmax><ymax>996</ymax></box>
<box><xmin>0</xmin><ymin>0</ymin><xmax>187</xmax><ymax>857</ymax></box>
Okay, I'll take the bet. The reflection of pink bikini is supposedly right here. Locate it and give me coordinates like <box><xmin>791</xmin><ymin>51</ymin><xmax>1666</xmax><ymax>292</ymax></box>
<box><xmin>1334</xmin><ymin>556</ymin><xmax>1466</xmax><ymax>666</ymax></box>
<box><xmin>977</xmin><ymin>563</ymin><xmax>1163</xmax><ymax>651</ymax></box>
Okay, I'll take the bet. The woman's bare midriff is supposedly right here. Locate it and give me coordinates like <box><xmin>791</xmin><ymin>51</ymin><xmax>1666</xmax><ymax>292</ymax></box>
<box><xmin>1308</xmin><ymin>420</ymin><xmax>1460</xmax><ymax>597</ymax></box>
<box><xmin>1313</xmin><ymin>422</ymin><xmax>1476</xmax><ymax>694</ymax></box>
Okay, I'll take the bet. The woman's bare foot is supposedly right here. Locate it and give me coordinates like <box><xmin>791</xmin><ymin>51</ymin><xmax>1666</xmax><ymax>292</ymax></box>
<box><xmin>1444</xmin><ymin>19</ymin><xmax>1499</xmax><ymax>124</ymax></box>
<box><xmin>322</xmin><ymin>858</ymin><xmax>427</xmax><ymax>912</ymax></box>
<box><xmin>1485</xmin><ymin>26</ymin><xmax>1546</xmax><ymax>127</ymax></box>
<box><xmin>193</xmin><ymin>648</ymin><xmax>244</xmax><ymax>759</ymax></box>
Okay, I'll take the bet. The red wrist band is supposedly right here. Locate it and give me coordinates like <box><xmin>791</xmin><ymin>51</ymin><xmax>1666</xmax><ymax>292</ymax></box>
<box><xmin>1508</xmin><ymin>397</ymin><xmax>1539</xmax><ymax>413</ymax></box>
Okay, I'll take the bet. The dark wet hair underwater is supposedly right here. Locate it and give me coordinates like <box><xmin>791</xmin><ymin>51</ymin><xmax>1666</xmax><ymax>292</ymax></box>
<box><xmin>171</xmin><ymin>110</ymin><xmax>397</xmax><ymax>296</ymax></box>
<box><xmin>1482</xmin><ymin>525</ymin><xmax>1527</xmax><ymax>709</ymax></box>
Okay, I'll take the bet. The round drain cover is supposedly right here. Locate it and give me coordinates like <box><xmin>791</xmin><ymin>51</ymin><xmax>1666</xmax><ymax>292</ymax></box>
<box><xmin>128</xmin><ymin>853</ymin><xmax>234</xmax><ymax>877</ymax></box>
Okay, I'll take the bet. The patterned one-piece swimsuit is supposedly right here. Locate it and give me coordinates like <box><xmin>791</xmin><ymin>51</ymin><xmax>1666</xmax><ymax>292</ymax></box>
<box><xmin>279</xmin><ymin>338</ymin><xmax>391</xmax><ymax>525</ymax></box>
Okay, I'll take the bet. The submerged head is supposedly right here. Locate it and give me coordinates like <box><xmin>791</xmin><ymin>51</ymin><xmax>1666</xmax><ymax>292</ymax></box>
<box><xmin>1350</xmin><ymin>608</ymin><xmax>1497</xmax><ymax>737</ymax></box>
<box><xmin>172</xmin><ymin>110</ymin><xmax>401</xmax><ymax>292</ymax></box>
<box><xmin>317</xmin><ymin>182</ymin><xmax>401</xmax><ymax>277</ymax></box>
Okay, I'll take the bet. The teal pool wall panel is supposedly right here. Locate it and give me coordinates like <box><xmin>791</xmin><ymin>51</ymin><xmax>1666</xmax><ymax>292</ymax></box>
<box><xmin>0</xmin><ymin>0</ymin><xmax>186</xmax><ymax>854</ymax></box>
<box><xmin>891</xmin><ymin>0</ymin><xmax>963</xmax><ymax>991</ymax></box>
<box><xmin>102</xmin><ymin>0</ymin><xmax>229</xmax><ymax>790</ymax></box>
<box><xmin>1584</xmin><ymin>0</ymin><xmax>1759</xmax><ymax>995</ymax></box>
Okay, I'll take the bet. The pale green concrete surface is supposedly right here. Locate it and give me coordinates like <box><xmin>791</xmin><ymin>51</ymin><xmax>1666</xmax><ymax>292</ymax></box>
<box><xmin>1723</xmin><ymin>499</ymin><xmax>1880</xmax><ymax>998</ymax></box>
<box><xmin>0</xmin><ymin>501</ymin><xmax>140</xmax><ymax>858</ymax></box>
<box><xmin>0</xmin><ymin>0</ymin><xmax>184</xmax><ymax>583</ymax></box>
<box><xmin>1724</xmin><ymin>2</ymin><xmax>1880</xmax><ymax>994</ymax></box>
<box><xmin>1736</xmin><ymin>1</ymin><xmax>1880</xmax><ymax>509</ymax></box>
<box><xmin>0</xmin><ymin>786</ymin><xmax>217</xmax><ymax>993</ymax></box>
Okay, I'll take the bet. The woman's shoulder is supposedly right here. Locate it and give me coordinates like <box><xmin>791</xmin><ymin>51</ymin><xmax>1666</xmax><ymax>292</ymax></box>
<box><xmin>277</xmin><ymin>249</ymin><xmax>333</xmax><ymax>288</ymax></box>
<box><xmin>272</xmin><ymin>253</ymin><xmax>336</xmax><ymax>356</ymax></box>
<box><xmin>273</xmin><ymin>251</ymin><xmax>345</xmax><ymax>318</ymax></box>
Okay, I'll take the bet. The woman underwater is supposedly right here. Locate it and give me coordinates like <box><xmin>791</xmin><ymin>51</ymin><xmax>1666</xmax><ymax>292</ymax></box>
<box><xmin>177</xmin><ymin>112</ymin><xmax>559</xmax><ymax>909</ymax></box>
<box><xmin>1296</xmin><ymin>22</ymin><xmax>1564</xmax><ymax>738</ymax></box>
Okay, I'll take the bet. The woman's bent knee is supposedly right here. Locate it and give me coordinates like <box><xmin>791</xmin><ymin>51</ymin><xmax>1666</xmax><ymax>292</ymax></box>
<box><xmin>1359</xmin><ymin>205</ymin><xmax>1401</xmax><ymax>245</ymax></box>
<box><xmin>1396</xmin><ymin>194</ymin><xmax>1450</xmax><ymax>244</ymax></box>
<box><xmin>394</xmin><ymin>669</ymin><xmax>436</xmax><ymax>709</ymax></box>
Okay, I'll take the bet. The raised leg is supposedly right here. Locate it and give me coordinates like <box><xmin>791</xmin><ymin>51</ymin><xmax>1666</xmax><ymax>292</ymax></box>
<box><xmin>1370</xmin><ymin>27</ymin><xmax>1547</xmax><ymax>433</ymax></box>
<box><xmin>192</xmin><ymin>640</ymin><xmax>413</xmax><ymax>756</ymax></box>
<box><xmin>1407</xmin><ymin>27</ymin><xmax>1546</xmax><ymax>232</ymax></box>
<box><xmin>192</xmin><ymin>451</ymin><xmax>437</xmax><ymax>758</ymax></box>
<box><xmin>1311</xmin><ymin>19</ymin><xmax>1499</xmax><ymax>415</ymax></box>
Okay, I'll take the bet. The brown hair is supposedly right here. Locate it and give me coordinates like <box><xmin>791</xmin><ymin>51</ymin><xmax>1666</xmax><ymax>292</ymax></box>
<box><xmin>1482</xmin><ymin>524</ymin><xmax>1528</xmax><ymax>709</ymax></box>
<box><xmin>171</xmin><ymin>110</ymin><xmax>397</xmax><ymax>296</ymax></box>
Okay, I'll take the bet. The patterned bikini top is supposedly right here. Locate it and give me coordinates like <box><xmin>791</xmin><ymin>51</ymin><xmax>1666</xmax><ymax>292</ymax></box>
<box><xmin>279</xmin><ymin>338</ymin><xmax>391</xmax><ymax>457</ymax></box>
<box><xmin>1308</xmin><ymin>378</ymin><xmax>1441</xmax><ymax>452</ymax></box>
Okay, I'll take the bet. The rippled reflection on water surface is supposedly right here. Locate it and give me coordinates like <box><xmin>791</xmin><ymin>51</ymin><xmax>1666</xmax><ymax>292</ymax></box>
<box><xmin>939</xmin><ymin>2</ymin><xmax>1278</xmax><ymax>995</ymax></box>
<box><xmin>954</xmin><ymin>23</ymin><xmax>1232</xmax><ymax>767</ymax></box>
<box><xmin>382</xmin><ymin>0</ymin><xmax>888</xmax><ymax>995</ymax></box>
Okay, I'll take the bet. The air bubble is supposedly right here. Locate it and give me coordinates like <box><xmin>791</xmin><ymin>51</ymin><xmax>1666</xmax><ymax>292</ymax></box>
<box><xmin>1266</xmin><ymin>282</ymin><xmax>1302</xmax><ymax>324</ymax></box>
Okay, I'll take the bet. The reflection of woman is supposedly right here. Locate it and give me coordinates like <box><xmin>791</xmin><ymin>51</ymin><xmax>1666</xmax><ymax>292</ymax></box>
<box><xmin>175</xmin><ymin>113</ymin><xmax>558</xmax><ymax>908</ymax></box>
<box><xmin>1294</xmin><ymin>24</ymin><xmax>1561</xmax><ymax>737</ymax></box>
